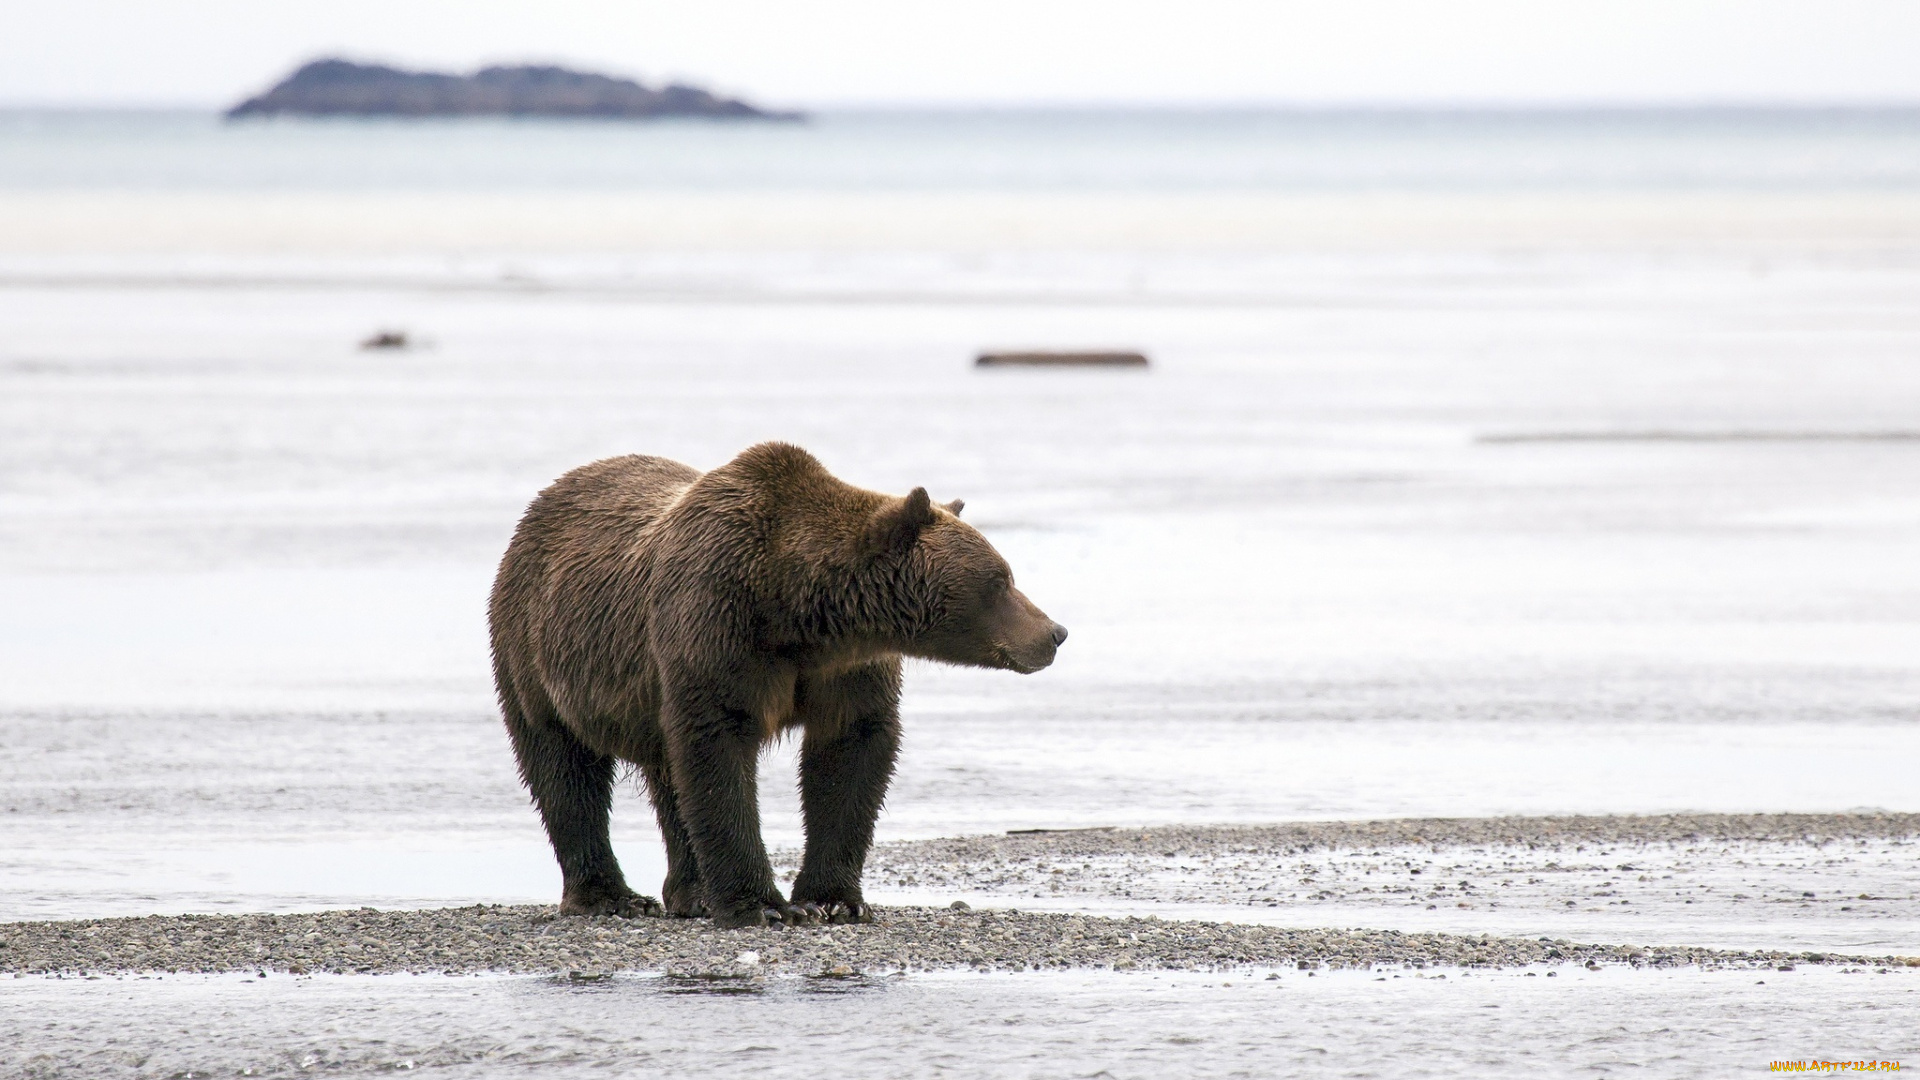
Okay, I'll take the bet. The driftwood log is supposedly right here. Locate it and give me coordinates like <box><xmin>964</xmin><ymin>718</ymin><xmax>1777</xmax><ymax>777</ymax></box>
<box><xmin>975</xmin><ymin>351</ymin><xmax>1149</xmax><ymax>368</ymax></box>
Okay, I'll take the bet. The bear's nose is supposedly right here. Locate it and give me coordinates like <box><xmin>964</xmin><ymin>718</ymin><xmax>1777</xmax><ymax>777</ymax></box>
<box><xmin>1049</xmin><ymin>623</ymin><xmax>1069</xmax><ymax>647</ymax></box>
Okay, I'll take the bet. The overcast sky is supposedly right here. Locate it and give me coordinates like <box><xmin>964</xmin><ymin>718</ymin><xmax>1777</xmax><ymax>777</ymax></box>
<box><xmin>6</xmin><ymin>0</ymin><xmax>1919</xmax><ymax>108</ymax></box>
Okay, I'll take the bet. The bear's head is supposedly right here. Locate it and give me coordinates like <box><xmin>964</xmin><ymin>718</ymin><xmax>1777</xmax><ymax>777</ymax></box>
<box><xmin>861</xmin><ymin>487</ymin><xmax>1067</xmax><ymax>673</ymax></box>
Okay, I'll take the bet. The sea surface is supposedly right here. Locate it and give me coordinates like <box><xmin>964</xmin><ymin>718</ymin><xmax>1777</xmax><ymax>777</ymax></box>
<box><xmin>6</xmin><ymin>107</ymin><xmax>1920</xmax><ymax>192</ymax></box>
<box><xmin>3</xmin><ymin>108</ymin><xmax>1919</xmax><ymax>1075</ymax></box>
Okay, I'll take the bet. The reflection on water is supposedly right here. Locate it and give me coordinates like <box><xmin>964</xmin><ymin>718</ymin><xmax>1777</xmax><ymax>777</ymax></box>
<box><xmin>4</xmin><ymin>968</ymin><xmax>1915</xmax><ymax>1078</ymax></box>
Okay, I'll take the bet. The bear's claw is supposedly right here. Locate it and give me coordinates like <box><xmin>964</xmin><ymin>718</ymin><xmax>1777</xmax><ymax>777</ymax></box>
<box><xmin>788</xmin><ymin>891</ymin><xmax>875</xmax><ymax>925</ymax></box>
<box><xmin>712</xmin><ymin>902</ymin><xmax>819</xmax><ymax>929</ymax></box>
<box><xmin>773</xmin><ymin>903</ymin><xmax>820</xmax><ymax>927</ymax></box>
<box><xmin>823</xmin><ymin>901</ymin><xmax>875</xmax><ymax>925</ymax></box>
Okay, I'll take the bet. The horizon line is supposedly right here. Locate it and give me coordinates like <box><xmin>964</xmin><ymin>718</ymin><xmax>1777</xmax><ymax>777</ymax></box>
<box><xmin>6</xmin><ymin>98</ymin><xmax>1920</xmax><ymax>115</ymax></box>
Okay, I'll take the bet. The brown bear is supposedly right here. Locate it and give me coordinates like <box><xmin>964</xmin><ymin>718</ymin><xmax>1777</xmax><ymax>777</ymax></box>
<box><xmin>488</xmin><ymin>442</ymin><xmax>1067</xmax><ymax>928</ymax></box>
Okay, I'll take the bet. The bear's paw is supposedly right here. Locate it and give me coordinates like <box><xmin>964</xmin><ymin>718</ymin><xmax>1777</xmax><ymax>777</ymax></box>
<box><xmin>559</xmin><ymin>888</ymin><xmax>665</xmax><ymax>920</ymax></box>
<box><xmin>712</xmin><ymin>901</ymin><xmax>825</xmax><ymax>929</ymax></box>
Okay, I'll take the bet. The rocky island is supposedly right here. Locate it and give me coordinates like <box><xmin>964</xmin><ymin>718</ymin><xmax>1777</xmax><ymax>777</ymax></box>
<box><xmin>227</xmin><ymin>58</ymin><xmax>801</xmax><ymax>120</ymax></box>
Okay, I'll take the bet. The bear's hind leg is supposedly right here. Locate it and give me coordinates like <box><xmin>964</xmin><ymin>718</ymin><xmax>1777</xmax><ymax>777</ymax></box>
<box><xmin>791</xmin><ymin>664</ymin><xmax>903</xmax><ymax>924</ymax></box>
<box><xmin>504</xmin><ymin>700</ymin><xmax>662</xmax><ymax>918</ymax></box>
<box><xmin>636</xmin><ymin>748</ymin><xmax>707</xmax><ymax>917</ymax></box>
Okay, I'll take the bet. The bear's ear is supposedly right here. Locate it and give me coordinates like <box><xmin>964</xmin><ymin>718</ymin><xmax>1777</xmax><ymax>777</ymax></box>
<box><xmin>943</xmin><ymin>498</ymin><xmax>964</xmax><ymax>517</ymax></box>
<box><xmin>863</xmin><ymin>487</ymin><xmax>936</xmax><ymax>555</ymax></box>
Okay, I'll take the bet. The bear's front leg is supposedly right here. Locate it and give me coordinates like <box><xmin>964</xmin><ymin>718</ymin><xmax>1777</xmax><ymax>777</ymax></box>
<box><xmin>790</xmin><ymin>666</ymin><xmax>902</xmax><ymax>925</ymax></box>
<box><xmin>664</xmin><ymin>694</ymin><xmax>816</xmax><ymax>929</ymax></box>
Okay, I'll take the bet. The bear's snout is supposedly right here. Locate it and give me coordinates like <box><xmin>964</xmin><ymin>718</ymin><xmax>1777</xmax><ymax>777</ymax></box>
<box><xmin>990</xmin><ymin>588</ymin><xmax>1066</xmax><ymax>673</ymax></box>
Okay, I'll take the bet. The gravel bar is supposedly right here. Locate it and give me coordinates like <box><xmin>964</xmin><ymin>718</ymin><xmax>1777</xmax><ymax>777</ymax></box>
<box><xmin>851</xmin><ymin>813</ymin><xmax>1920</xmax><ymax>943</ymax></box>
<box><xmin>9</xmin><ymin>816</ymin><xmax>1918</xmax><ymax>978</ymax></box>
<box><xmin>873</xmin><ymin>812</ymin><xmax>1920</xmax><ymax>865</ymax></box>
<box><xmin>4</xmin><ymin>905</ymin><xmax>1917</xmax><ymax>978</ymax></box>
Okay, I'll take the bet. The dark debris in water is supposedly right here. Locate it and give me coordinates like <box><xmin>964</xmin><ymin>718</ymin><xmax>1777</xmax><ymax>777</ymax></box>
<box><xmin>359</xmin><ymin>330</ymin><xmax>411</xmax><ymax>350</ymax></box>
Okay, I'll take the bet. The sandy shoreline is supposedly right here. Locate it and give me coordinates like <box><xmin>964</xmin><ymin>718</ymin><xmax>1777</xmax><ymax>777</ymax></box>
<box><xmin>5</xmin><ymin>814</ymin><xmax>1917</xmax><ymax>977</ymax></box>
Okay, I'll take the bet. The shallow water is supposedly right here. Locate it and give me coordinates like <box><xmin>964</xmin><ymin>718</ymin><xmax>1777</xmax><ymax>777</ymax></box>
<box><xmin>3</xmin><ymin>249</ymin><xmax>1919</xmax><ymax>932</ymax></box>
<box><xmin>4</xmin><ymin>967</ymin><xmax>1916</xmax><ymax>1079</ymax></box>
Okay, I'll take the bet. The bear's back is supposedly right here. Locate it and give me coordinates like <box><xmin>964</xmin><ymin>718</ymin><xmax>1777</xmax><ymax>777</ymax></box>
<box><xmin>505</xmin><ymin>454</ymin><xmax>702</xmax><ymax>574</ymax></box>
<box><xmin>490</xmin><ymin>454</ymin><xmax>703</xmax><ymax>726</ymax></box>
<box><xmin>540</xmin><ymin>454</ymin><xmax>702</xmax><ymax>521</ymax></box>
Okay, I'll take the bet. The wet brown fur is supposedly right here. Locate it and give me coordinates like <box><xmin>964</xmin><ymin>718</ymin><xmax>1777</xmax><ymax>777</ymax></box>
<box><xmin>489</xmin><ymin>442</ymin><xmax>1064</xmax><ymax>927</ymax></box>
